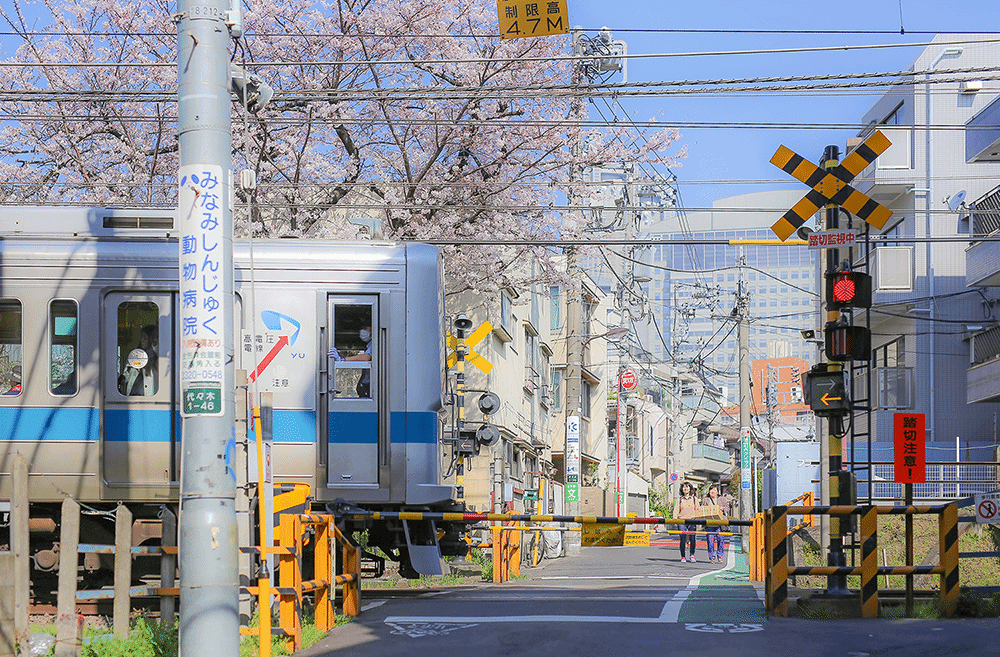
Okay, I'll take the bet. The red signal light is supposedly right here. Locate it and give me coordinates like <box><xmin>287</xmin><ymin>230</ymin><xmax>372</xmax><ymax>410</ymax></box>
<box><xmin>825</xmin><ymin>271</ymin><xmax>872</xmax><ymax>311</ymax></box>
<box><xmin>832</xmin><ymin>276</ymin><xmax>856</xmax><ymax>303</ymax></box>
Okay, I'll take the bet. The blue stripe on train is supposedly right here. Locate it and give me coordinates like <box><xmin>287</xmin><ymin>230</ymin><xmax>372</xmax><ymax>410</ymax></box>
<box><xmin>0</xmin><ymin>407</ymin><xmax>438</xmax><ymax>444</ymax></box>
<box><xmin>0</xmin><ymin>406</ymin><xmax>100</xmax><ymax>441</ymax></box>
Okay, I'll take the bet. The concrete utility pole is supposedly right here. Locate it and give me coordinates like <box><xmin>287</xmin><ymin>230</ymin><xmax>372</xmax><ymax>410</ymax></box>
<box><xmin>176</xmin><ymin>2</ymin><xmax>239</xmax><ymax>655</ymax></box>
<box><xmin>737</xmin><ymin>277</ymin><xmax>752</xmax><ymax>551</ymax></box>
<box><xmin>562</xmin><ymin>27</ymin><xmax>587</xmax><ymax>557</ymax></box>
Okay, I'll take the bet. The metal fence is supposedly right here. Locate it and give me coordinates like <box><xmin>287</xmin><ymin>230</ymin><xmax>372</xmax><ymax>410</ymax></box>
<box><xmin>860</xmin><ymin>462</ymin><xmax>999</xmax><ymax>501</ymax></box>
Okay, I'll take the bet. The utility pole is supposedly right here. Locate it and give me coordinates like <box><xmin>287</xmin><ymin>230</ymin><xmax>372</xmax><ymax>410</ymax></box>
<box><xmin>176</xmin><ymin>2</ymin><xmax>239</xmax><ymax>655</ymax></box>
<box><xmin>737</xmin><ymin>277</ymin><xmax>752</xmax><ymax>551</ymax></box>
<box><xmin>563</xmin><ymin>27</ymin><xmax>587</xmax><ymax>556</ymax></box>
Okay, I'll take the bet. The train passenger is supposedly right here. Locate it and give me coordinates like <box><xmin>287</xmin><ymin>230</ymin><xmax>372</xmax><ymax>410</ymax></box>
<box><xmin>674</xmin><ymin>481</ymin><xmax>699</xmax><ymax>563</ymax></box>
<box><xmin>119</xmin><ymin>325</ymin><xmax>158</xmax><ymax>396</ymax></box>
<box><xmin>3</xmin><ymin>365</ymin><xmax>20</xmax><ymax>395</ymax></box>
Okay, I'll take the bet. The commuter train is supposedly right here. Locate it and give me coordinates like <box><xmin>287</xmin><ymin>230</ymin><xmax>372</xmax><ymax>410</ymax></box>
<box><xmin>0</xmin><ymin>206</ymin><xmax>463</xmax><ymax>593</ymax></box>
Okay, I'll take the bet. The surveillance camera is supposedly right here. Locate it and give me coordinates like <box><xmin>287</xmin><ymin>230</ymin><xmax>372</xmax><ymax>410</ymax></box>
<box><xmin>230</xmin><ymin>64</ymin><xmax>273</xmax><ymax>114</ymax></box>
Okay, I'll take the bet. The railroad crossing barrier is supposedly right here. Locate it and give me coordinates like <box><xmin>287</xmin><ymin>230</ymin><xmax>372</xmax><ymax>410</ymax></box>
<box><xmin>749</xmin><ymin>491</ymin><xmax>815</xmax><ymax>582</ymax></box>
<box><xmin>764</xmin><ymin>503</ymin><xmax>959</xmax><ymax>619</ymax></box>
<box><xmin>387</xmin><ymin>512</ymin><xmax>753</xmax><ymax>584</ymax></box>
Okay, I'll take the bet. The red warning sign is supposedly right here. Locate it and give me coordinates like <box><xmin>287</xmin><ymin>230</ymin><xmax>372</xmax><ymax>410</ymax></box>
<box><xmin>893</xmin><ymin>412</ymin><xmax>925</xmax><ymax>484</ymax></box>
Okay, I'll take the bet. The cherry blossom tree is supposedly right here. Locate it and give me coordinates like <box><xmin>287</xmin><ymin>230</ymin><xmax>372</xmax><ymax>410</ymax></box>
<box><xmin>0</xmin><ymin>0</ymin><xmax>683</xmax><ymax>295</ymax></box>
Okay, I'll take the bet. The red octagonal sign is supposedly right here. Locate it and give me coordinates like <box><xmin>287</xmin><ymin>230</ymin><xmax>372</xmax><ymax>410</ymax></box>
<box><xmin>619</xmin><ymin>368</ymin><xmax>638</xmax><ymax>391</ymax></box>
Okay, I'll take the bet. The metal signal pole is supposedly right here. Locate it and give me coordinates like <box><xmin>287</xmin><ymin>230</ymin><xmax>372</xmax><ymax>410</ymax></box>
<box><xmin>176</xmin><ymin>2</ymin><xmax>239</xmax><ymax>655</ymax></box>
<box><xmin>822</xmin><ymin>144</ymin><xmax>850</xmax><ymax>596</ymax></box>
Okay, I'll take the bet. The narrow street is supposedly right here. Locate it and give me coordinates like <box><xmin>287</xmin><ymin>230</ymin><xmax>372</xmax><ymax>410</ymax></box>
<box><xmin>298</xmin><ymin>534</ymin><xmax>994</xmax><ymax>656</ymax></box>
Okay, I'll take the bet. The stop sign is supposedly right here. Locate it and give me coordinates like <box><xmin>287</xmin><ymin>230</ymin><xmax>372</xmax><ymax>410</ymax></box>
<box><xmin>619</xmin><ymin>368</ymin><xmax>638</xmax><ymax>391</ymax></box>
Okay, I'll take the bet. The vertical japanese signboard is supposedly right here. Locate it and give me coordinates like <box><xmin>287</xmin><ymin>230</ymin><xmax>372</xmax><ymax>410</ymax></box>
<box><xmin>740</xmin><ymin>426</ymin><xmax>752</xmax><ymax>490</ymax></box>
<box><xmin>179</xmin><ymin>164</ymin><xmax>226</xmax><ymax>416</ymax></box>
<box><xmin>497</xmin><ymin>0</ymin><xmax>568</xmax><ymax>39</ymax></box>
<box><xmin>894</xmin><ymin>412</ymin><xmax>926</xmax><ymax>483</ymax></box>
<box><xmin>565</xmin><ymin>415</ymin><xmax>580</xmax><ymax>503</ymax></box>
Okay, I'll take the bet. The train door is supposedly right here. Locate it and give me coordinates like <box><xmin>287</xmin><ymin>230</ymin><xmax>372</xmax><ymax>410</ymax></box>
<box><xmin>325</xmin><ymin>296</ymin><xmax>381</xmax><ymax>487</ymax></box>
<box><xmin>102</xmin><ymin>293</ymin><xmax>177</xmax><ymax>489</ymax></box>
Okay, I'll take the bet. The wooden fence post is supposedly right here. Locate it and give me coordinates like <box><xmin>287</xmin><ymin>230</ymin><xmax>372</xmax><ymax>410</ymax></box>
<box><xmin>160</xmin><ymin>507</ymin><xmax>177</xmax><ymax>627</ymax></box>
<box><xmin>113</xmin><ymin>506</ymin><xmax>133</xmax><ymax>637</ymax></box>
<box><xmin>54</xmin><ymin>498</ymin><xmax>80</xmax><ymax>657</ymax></box>
<box><xmin>11</xmin><ymin>456</ymin><xmax>29</xmax><ymax>651</ymax></box>
<box><xmin>1</xmin><ymin>551</ymin><xmax>14</xmax><ymax>657</ymax></box>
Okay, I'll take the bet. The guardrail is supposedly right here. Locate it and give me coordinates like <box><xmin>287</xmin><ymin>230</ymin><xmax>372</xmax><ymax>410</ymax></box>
<box><xmin>764</xmin><ymin>503</ymin><xmax>959</xmax><ymax>619</ymax></box>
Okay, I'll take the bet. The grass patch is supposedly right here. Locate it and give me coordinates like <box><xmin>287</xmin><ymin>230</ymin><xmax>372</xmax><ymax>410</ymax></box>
<box><xmin>880</xmin><ymin>600</ymin><xmax>941</xmax><ymax>619</ymax></box>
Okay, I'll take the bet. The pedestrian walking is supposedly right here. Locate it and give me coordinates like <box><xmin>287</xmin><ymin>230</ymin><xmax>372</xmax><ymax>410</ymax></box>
<box><xmin>702</xmin><ymin>483</ymin><xmax>731</xmax><ymax>563</ymax></box>
<box><xmin>673</xmin><ymin>481</ymin><xmax>699</xmax><ymax>562</ymax></box>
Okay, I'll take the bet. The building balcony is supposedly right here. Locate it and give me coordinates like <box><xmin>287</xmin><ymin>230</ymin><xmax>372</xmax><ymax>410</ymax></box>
<box><xmin>966</xmin><ymin>184</ymin><xmax>1000</xmax><ymax>287</ymax></box>
<box><xmin>689</xmin><ymin>442</ymin><xmax>732</xmax><ymax>476</ymax></box>
<box><xmin>850</xmin><ymin>127</ymin><xmax>917</xmax><ymax>206</ymax></box>
<box><xmin>968</xmin><ymin>324</ymin><xmax>1000</xmax><ymax>403</ymax></box>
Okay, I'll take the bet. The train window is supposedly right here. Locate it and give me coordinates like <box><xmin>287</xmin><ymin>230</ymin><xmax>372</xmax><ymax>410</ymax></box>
<box><xmin>116</xmin><ymin>303</ymin><xmax>159</xmax><ymax>396</ymax></box>
<box><xmin>329</xmin><ymin>304</ymin><xmax>373</xmax><ymax>399</ymax></box>
<box><xmin>50</xmin><ymin>299</ymin><xmax>78</xmax><ymax>395</ymax></box>
<box><xmin>0</xmin><ymin>300</ymin><xmax>22</xmax><ymax>396</ymax></box>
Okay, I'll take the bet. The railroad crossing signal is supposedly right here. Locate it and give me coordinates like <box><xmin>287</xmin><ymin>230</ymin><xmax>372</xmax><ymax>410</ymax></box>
<box><xmin>447</xmin><ymin>320</ymin><xmax>494</xmax><ymax>374</ymax></box>
<box><xmin>770</xmin><ymin>131</ymin><xmax>894</xmax><ymax>241</ymax></box>
<box><xmin>803</xmin><ymin>364</ymin><xmax>849</xmax><ymax>416</ymax></box>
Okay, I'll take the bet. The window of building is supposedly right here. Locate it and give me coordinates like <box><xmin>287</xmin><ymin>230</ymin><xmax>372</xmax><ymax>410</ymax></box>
<box><xmin>549</xmin><ymin>286</ymin><xmax>561</xmax><ymax>331</ymax></box>
<box><xmin>552</xmin><ymin>368</ymin><xmax>563</xmax><ymax>410</ymax></box>
<box><xmin>873</xmin><ymin>337</ymin><xmax>904</xmax><ymax>367</ymax></box>
<box><xmin>501</xmin><ymin>291</ymin><xmax>513</xmax><ymax>335</ymax></box>
<box><xmin>0</xmin><ymin>300</ymin><xmax>22</xmax><ymax>396</ymax></box>
<box><xmin>50</xmin><ymin>299</ymin><xmax>78</xmax><ymax>396</ymax></box>
<box><xmin>582</xmin><ymin>381</ymin><xmax>593</xmax><ymax>417</ymax></box>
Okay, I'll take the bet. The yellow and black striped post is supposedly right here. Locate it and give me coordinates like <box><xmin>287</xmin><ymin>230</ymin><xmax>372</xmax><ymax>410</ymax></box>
<box><xmin>859</xmin><ymin>505</ymin><xmax>879</xmax><ymax>619</ymax></box>
<box><xmin>938</xmin><ymin>503</ymin><xmax>959</xmax><ymax>617</ymax></box>
<box><xmin>768</xmin><ymin>505</ymin><xmax>788</xmax><ymax>616</ymax></box>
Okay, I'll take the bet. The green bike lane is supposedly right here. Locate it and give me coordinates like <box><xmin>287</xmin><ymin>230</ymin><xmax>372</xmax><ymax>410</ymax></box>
<box><xmin>674</xmin><ymin>550</ymin><xmax>768</xmax><ymax>627</ymax></box>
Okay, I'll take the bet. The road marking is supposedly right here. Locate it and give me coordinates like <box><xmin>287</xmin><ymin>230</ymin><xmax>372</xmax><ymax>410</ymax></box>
<box><xmin>381</xmin><ymin>541</ymin><xmax>763</xmax><ymax>632</ymax></box>
<box><xmin>361</xmin><ymin>600</ymin><xmax>386</xmax><ymax>612</ymax></box>
<box><xmin>685</xmin><ymin>623</ymin><xmax>764</xmax><ymax>633</ymax></box>
<box><xmin>659</xmin><ymin>541</ymin><xmax>737</xmax><ymax>621</ymax></box>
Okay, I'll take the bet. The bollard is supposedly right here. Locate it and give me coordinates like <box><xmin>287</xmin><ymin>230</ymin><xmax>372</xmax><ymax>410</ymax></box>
<box><xmin>859</xmin><ymin>506</ymin><xmax>878</xmax><ymax>619</ymax></box>
<box><xmin>767</xmin><ymin>505</ymin><xmax>788</xmax><ymax>617</ymax></box>
<box><xmin>939</xmin><ymin>504</ymin><xmax>959</xmax><ymax>617</ymax></box>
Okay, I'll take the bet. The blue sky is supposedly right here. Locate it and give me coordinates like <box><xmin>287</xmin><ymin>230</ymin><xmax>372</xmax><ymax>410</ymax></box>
<box><xmin>568</xmin><ymin>0</ymin><xmax>997</xmax><ymax>212</ymax></box>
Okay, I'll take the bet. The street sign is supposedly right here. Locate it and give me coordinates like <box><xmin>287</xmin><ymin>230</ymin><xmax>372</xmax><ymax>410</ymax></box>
<box><xmin>807</xmin><ymin>229</ymin><xmax>858</xmax><ymax>249</ymax></box>
<box><xmin>740</xmin><ymin>426</ymin><xmax>752</xmax><ymax>492</ymax></box>
<box><xmin>497</xmin><ymin>0</ymin><xmax>569</xmax><ymax>39</ymax></box>
<box><xmin>893</xmin><ymin>412</ymin><xmax>926</xmax><ymax>483</ymax></box>
<box><xmin>619</xmin><ymin>368</ymin><xmax>638</xmax><ymax>391</ymax></box>
<box><xmin>974</xmin><ymin>490</ymin><xmax>1000</xmax><ymax>524</ymax></box>
<box><xmin>447</xmin><ymin>320</ymin><xmax>493</xmax><ymax>374</ymax></box>
<box><xmin>565</xmin><ymin>415</ymin><xmax>580</xmax><ymax>503</ymax></box>
<box><xmin>769</xmin><ymin>130</ymin><xmax>893</xmax><ymax>241</ymax></box>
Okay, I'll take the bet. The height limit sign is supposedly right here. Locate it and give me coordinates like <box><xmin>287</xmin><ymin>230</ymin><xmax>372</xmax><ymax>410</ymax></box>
<box><xmin>497</xmin><ymin>0</ymin><xmax>568</xmax><ymax>39</ymax></box>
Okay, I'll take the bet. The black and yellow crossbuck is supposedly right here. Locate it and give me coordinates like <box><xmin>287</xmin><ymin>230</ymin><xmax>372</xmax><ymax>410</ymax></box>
<box><xmin>770</xmin><ymin>130</ymin><xmax>894</xmax><ymax>242</ymax></box>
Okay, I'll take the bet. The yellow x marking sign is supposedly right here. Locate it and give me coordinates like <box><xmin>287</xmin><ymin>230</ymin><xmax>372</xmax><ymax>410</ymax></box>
<box><xmin>770</xmin><ymin>130</ymin><xmax>893</xmax><ymax>242</ymax></box>
<box><xmin>447</xmin><ymin>320</ymin><xmax>494</xmax><ymax>374</ymax></box>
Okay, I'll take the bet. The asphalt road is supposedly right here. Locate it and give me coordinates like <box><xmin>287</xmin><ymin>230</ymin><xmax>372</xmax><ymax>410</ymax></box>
<box><xmin>298</xmin><ymin>534</ymin><xmax>995</xmax><ymax>657</ymax></box>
